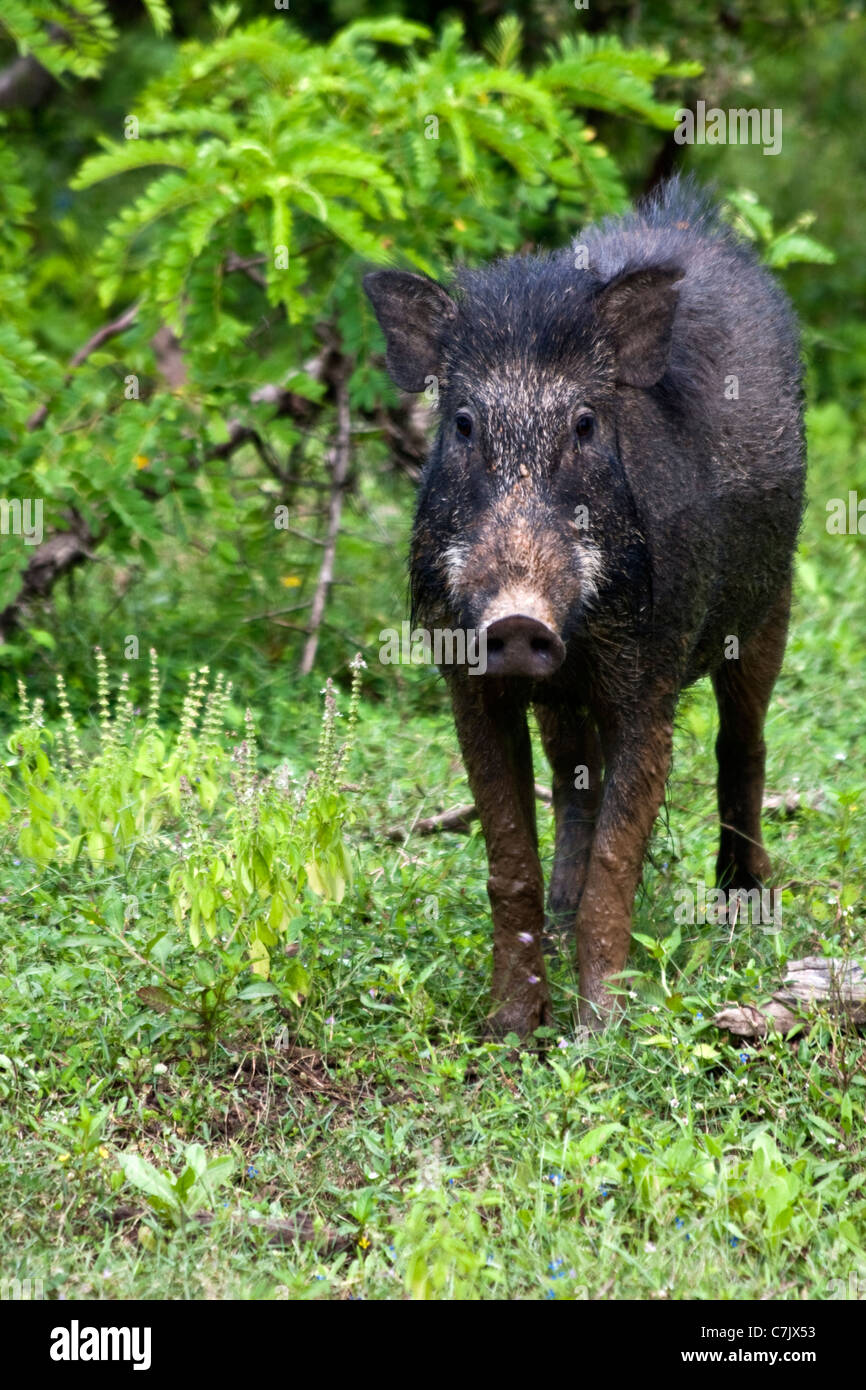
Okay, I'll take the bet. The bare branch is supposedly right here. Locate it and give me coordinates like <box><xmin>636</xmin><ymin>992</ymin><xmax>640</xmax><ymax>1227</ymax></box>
<box><xmin>385</xmin><ymin>783</ymin><xmax>552</xmax><ymax>841</ymax></box>
<box><xmin>224</xmin><ymin>251</ymin><xmax>267</xmax><ymax>289</ymax></box>
<box><xmin>27</xmin><ymin>302</ymin><xmax>141</xmax><ymax>431</ymax></box>
<box><xmin>0</xmin><ymin>512</ymin><xmax>97</xmax><ymax>644</ymax></box>
<box><xmin>299</xmin><ymin>365</ymin><xmax>352</xmax><ymax>676</ymax></box>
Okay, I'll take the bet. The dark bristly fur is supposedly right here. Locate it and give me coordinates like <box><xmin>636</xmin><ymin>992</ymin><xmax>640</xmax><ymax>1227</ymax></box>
<box><xmin>365</xmin><ymin>176</ymin><xmax>805</xmax><ymax>1037</ymax></box>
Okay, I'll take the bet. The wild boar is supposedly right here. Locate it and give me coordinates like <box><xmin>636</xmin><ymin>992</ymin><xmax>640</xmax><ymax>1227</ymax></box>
<box><xmin>364</xmin><ymin>178</ymin><xmax>805</xmax><ymax>1036</ymax></box>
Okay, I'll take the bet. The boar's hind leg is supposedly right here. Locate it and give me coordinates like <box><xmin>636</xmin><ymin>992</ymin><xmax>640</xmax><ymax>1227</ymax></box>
<box><xmin>576</xmin><ymin>705</ymin><xmax>674</xmax><ymax>1029</ymax></box>
<box><xmin>713</xmin><ymin>583</ymin><xmax>791</xmax><ymax>891</ymax></box>
<box><xmin>449</xmin><ymin>679</ymin><xmax>551</xmax><ymax>1039</ymax></box>
<box><xmin>535</xmin><ymin>705</ymin><xmax>602</xmax><ymax>949</ymax></box>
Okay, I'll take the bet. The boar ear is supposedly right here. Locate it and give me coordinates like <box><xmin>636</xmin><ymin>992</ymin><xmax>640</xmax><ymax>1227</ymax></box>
<box><xmin>594</xmin><ymin>266</ymin><xmax>683</xmax><ymax>389</ymax></box>
<box><xmin>363</xmin><ymin>269</ymin><xmax>456</xmax><ymax>393</ymax></box>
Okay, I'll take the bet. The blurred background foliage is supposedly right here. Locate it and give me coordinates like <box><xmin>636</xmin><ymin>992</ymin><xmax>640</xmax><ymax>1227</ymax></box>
<box><xmin>0</xmin><ymin>0</ymin><xmax>862</xmax><ymax>740</ymax></box>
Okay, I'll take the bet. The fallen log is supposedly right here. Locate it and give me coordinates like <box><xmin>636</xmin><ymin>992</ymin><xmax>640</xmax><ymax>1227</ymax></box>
<box><xmin>385</xmin><ymin>782</ymin><xmax>552</xmax><ymax>841</ymax></box>
<box><xmin>713</xmin><ymin>956</ymin><xmax>866</xmax><ymax>1038</ymax></box>
<box><xmin>389</xmin><ymin>786</ymin><xmax>823</xmax><ymax>845</ymax></box>
<box><xmin>386</xmin><ymin>801</ymin><xmax>477</xmax><ymax>840</ymax></box>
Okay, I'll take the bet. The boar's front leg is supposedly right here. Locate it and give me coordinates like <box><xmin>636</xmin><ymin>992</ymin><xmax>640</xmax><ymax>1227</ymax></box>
<box><xmin>536</xmin><ymin>704</ymin><xmax>602</xmax><ymax>947</ymax></box>
<box><xmin>449</xmin><ymin>677</ymin><xmax>551</xmax><ymax>1038</ymax></box>
<box><xmin>576</xmin><ymin>701</ymin><xmax>674</xmax><ymax>1028</ymax></box>
<box><xmin>712</xmin><ymin>583</ymin><xmax>791</xmax><ymax>891</ymax></box>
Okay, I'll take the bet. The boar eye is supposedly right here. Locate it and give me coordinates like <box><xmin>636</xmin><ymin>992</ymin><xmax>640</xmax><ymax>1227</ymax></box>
<box><xmin>455</xmin><ymin>410</ymin><xmax>473</xmax><ymax>440</ymax></box>
<box><xmin>574</xmin><ymin>410</ymin><xmax>595</xmax><ymax>445</ymax></box>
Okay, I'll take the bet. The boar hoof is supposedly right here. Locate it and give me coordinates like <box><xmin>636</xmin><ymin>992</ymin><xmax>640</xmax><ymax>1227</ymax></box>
<box><xmin>577</xmin><ymin>989</ymin><xmax>624</xmax><ymax>1032</ymax></box>
<box><xmin>485</xmin><ymin>997</ymin><xmax>551</xmax><ymax>1041</ymax></box>
<box><xmin>716</xmin><ymin>851</ymin><xmax>772</xmax><ymax>893</ymax></box>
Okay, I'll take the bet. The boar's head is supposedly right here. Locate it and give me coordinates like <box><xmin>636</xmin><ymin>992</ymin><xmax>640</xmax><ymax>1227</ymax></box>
<box><xmin>364</xmin><ymin>254</ymin><xmax>682</xmax><ymax>680</ymax></box>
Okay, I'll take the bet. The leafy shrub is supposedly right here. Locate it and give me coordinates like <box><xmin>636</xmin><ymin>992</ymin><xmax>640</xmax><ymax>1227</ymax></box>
<box><xmin>117</xmin><ymin>1143</ymin><xmax>235</xmax><ymax>1235</ymax></box>
<box><xmin>0</xmin><ymin>8</ymin><xmax>700</xmax><ymax>671</ymax></box>
<box><xmin>2</xmin><ymin>648</ymin><xmax>364</xmax><ymax>1036</ymax></box>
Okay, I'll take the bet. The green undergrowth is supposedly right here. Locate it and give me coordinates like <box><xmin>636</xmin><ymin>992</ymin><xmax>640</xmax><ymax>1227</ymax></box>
<box><xmin>0</xmin><ymin>403</ymin><xmax>864</xmax><ymax>1300</ymax></box>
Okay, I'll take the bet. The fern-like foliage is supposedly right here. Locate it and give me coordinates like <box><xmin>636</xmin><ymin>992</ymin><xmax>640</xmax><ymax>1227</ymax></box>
<box><xmin>0</xmin><ymin>0</ymin><xmax>169</xmax><ymax>79</ymax></box>
<box><xmin>69</xmin><ymin>12</ymin><xmax>705</xmax><ymax>349</ymax></box>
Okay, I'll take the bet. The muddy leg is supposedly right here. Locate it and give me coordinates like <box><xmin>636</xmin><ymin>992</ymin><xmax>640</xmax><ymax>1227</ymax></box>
<box><xmin>535</xmin><ymin>704</ymin><xmax>602</xmax><ymax>947</ymax></box>
<box><xmin>449</xmin><ymin>677</ymin><xmax>551</xmax><ymax>1037</ymax></box>
<box><xmin>713</xmin><ymin>583</ymin><xmax>791</xmax><ymax>890</ymax></box>
<box><xmin>575</xmin><ymin>705</ymin><xmax>674</xmax><ymax>1028</ymax></box>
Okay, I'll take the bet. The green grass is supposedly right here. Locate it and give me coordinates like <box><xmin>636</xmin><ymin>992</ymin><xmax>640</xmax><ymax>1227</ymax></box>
<box><xmin>1</xmin><ymin>403</ymin><xmax>865</xmax><ymax>1301</ymax></box>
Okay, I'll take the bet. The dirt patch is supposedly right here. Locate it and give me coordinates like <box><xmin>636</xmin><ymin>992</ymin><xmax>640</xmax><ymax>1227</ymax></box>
<box><xmin>221</xmin><ymin>1043</ymin><xmax>378</xmax><ymax>1140</ymax></box>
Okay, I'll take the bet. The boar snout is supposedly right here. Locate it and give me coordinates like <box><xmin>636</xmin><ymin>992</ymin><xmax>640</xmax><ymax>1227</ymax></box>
<box><xmin>482</xmin><ymin>614</ymin><xmax>565</xmax><ymax>678</ymax></box>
